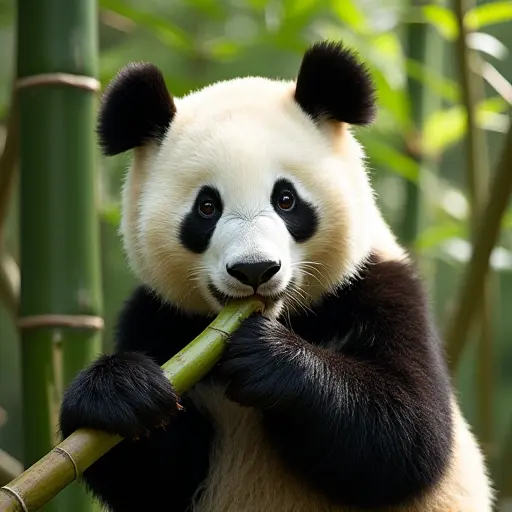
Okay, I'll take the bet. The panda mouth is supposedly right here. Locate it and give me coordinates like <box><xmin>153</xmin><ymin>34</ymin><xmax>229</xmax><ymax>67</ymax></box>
<box><xmin>207</xmin><ymin>282</ymin><xmax>288</xmax><ymax>307</ymax></box>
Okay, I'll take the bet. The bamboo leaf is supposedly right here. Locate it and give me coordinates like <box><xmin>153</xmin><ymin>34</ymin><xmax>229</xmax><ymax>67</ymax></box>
<box><xmin>366</xmin><ymin>62</ymin><xmax>409</xmax><ymax>130</ymax></box>
<box><xmin>465</xmin><ymin>1</ymin><xmax>512</xmax><ymax>30</ymax></box>
<box><xmin>248</xmin><ymin>0</ymin><xmax>270</xmax><ymax>8</ymax></box>
<box><xmin>269</xmin><ymin>0</ymin><xmax>325</xmax><ymax>36</ymax></box>
<box><xmin>99</xmin><ymin>0</ymin><xmax>195</xmax><ymax>51</ymax></box>
<box><xmin>423</xmin><ymin>97</ymin><xmax>508</xmax><ymax>156</ymax></box>
<box><xmin>205</xmin><ymin>40</ymin><xmax>245</xmax><ymax>61</ymax></box>
<box><xmin>185</xmin><ymin>0</ymin><xmax>226</xmax><ymax>19</ymax></box>
<box><xmin>405</xmin><ymin>58</ymin><xmax>460</xmax><ymax>103</ymax></box>
<box><xmin>467</xmin><ymin>32</ymin><xmax>508</xmax><ymax>60</ymax></box>
<box><xmin>371</xmin><ymin>32</ymin><xmax>405</xmax><ymax>85</ymax></box>
<box><xmin>363</xmin><ymin>137</ymin><xmax>419</xmax><ymax>182</ymax></box>
<box><xmin>330</xmin><ymin>0</ymin><xmax>369</xmax><ymax>33</ymax></box>
<box><xmin>415</xmin><ymin>222</ymin><xmax>466</xmax><ymax>251</ymax></box>
<box><xmin>423</xmin><ymin>107</ymin><xmax>465</xmax><ymax>156</ymax></box>
<box><xmin>419</xmin><ymin>2</ymin><xmax>512</xmax><ymax>39</ymax></box>
<box><xmin>100</xmin><ymin>205</ymin><xmax>121</xmax><ymax>227</ymax></box>
<box><xmin>502</xmin><ymin>209</ymin><xmax>512</xmax><ymax>229</ymax></box>
<box><xmin>422</xmin><ymin>5</ymin><xmax>458</xmax><ymax>40</ymax></box>
<box><xmin>284</xmin><ymin>0</ymin><xmax>320</xmax><ymax>19</ymax></box>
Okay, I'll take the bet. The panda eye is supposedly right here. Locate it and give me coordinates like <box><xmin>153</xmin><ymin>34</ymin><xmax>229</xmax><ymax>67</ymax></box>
<box><xmin>277</xmin><ymin>190</ymin><xmax>295</xmax><ymax>211</ymax></box>
<box><xmin>198</xmin><ymin>200</ymin><xmax>216</xmax><ymax>218</ymax></box>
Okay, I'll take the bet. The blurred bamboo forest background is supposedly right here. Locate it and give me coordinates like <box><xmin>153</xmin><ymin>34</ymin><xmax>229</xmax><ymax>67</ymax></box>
<box><xmin>0</xmin><ymin>0</ymin><xmax>511</xmax><ymax>510</ymax></box>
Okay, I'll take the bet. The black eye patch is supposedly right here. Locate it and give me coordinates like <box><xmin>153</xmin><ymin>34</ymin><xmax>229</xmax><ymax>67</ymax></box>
<box><xmin>271</xmin><ymin>179</ymin><xmax>318</xmax><ymax>242</ymax></box>
<box><xmin>179</xmin><ymin>186</ymin><xmax>223</xmax><ymax>253</ymax></box>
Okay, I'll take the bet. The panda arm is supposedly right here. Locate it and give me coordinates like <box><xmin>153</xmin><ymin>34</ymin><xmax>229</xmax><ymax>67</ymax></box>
<box><xmin>59</xmin><ymin>285</ymin><xmax>213</xmax><ymax>512</ymax></box>
<box><xmin>218</xmin><ymin>256</ymin><xmax>454</xmax><ymax>509</ymax></box>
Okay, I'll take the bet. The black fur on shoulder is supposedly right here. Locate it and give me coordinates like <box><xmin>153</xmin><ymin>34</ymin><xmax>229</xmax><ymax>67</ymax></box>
<box><xmin>97</xmin><ymin>62</ymin><xmax>176</xmax><ymax>156</ymax></box>
<box><xmin>217</xmin><ymin>253</ymin><xmax>453</xmax><ymax>509</ymax></box>
<box><xmin>59</xmin><ymin>351</ymin><xmax>180</xmax><ymax>440</ymax></box>
<box><xmin>294</xmin><ymin>40</ymin><xmax>377</xmax><ymax>125</ymax></box>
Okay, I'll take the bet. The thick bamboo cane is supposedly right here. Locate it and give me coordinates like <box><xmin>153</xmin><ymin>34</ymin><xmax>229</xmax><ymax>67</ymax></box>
<box><xmin>17</xmin><ymin>0</ymin><xmax>102</xmax><ymax>510</ymax></box>
<box><xmin>0</xmin><ymin>297</ymin><xmax>264</xmax><ymax>512</ymax></box>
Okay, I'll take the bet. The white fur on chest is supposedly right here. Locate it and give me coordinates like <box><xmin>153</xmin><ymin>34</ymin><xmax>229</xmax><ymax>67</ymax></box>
<box><xmin>187</xmin><ymin>383</ymin><xmax>341</xmax><ymax>512</ymax></box>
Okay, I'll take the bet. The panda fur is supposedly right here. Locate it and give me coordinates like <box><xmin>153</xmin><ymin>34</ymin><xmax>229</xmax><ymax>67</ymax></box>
<box><xmin>59</xmin><ymin>41</ymin><xmax>493</xmax><ymax>511</ymax></box>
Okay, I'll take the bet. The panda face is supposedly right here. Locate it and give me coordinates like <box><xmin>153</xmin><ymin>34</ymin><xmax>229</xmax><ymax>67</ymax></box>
<box><xmin>178</xmin><ymin>173</ymin><xmax>319</xmax><ymax>314</ymax></box>
<box><xmin>104</xmin><ymin>42</ymin><xmax>385</xmax><ymax>315</ymax></box>
<box><xmin>125</xmin><ymin>79</ymin><xmax>378</xmax><ymax>316</ymax></box>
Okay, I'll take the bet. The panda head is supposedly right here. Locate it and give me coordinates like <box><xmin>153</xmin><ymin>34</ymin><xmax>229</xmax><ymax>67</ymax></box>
<box><xmin>99</xmin><ymin>41</ymin><xmax>386</xmax><ymax>316</ymax></box>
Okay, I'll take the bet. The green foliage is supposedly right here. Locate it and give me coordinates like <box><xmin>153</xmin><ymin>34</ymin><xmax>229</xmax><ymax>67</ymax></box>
<box><xmin>100</xmin><ymin>0</ymin><xmax>196</xmax><ymax>51</ymax></box>
<box><xmin>360</xmin><ymin>136</ymin><xmax>420</xmax><ymax>182</ymax></box>
<box><xmin>422</xmin><ymin>4</ymin><xmax>458</xmax><ymax>40</ymax></box>
<box><xmin>466</xmin><ymin>1</ymin><xmax>512</xmax><ymax>30</ymax></box>
<box><xmin>415</xmin><ymin>221</ymin><xmax>466</xmax><ymax>251</ymax></box>
<box><xmin>405</xmin><ymin>58</ymin><xmax>460</xmax><ymax>103</ymax></box>
<box><xmin>331</xmin><ymin>0</ymin><xmax>369</xmax><ymax>33</ymax></box>
<box><xmin>423</xmin><ymin>96</ymin><xmax>509</xmax><ymax>157</ymax></box>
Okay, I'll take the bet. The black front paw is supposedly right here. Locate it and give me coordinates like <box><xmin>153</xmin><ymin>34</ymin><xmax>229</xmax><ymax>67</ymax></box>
<box><xmin>59</xmin><ymin>352</ymin><xmax>180</xmax><ymax>440</ymax></box>
<box><xmin>217</xmin><ymin>315</ymin><xmax>301</xmax><ymax>408</ymax></box>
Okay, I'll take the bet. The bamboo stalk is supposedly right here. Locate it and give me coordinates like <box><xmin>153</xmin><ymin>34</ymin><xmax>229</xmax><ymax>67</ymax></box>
<box><xmin>400</xmin><ymin>4</ymin><xmax>428</xmax><ymax>249</ymax></box>
<box><xmin>0</xmin><ymin>297</ymin><xmax>264</xmax><ymax>512</ymax></box>
<box><xmin>400</xmin><ymin>0</ymin><xmax>444</xmax><ymax>275</ymax></box>
<box><xmin>16</xmin><ymin>0</ymin><xmax>101</xmax><ymax>510</ymax></box>
<box><xmin>499</xmin><ymin>412</ymin><xmax>512</xmax><ymax>507</ymax></box>
<box><xmin>453</xmin><ymin>0</ymin><xmax>489</xmax><ymax>214</ymax></box>
<box><xmin>445</xmin><ymin>120</ymin><xmax>512</xmax><ymax>372</ymax></box>
<box><xmin>451</xmin><ymin>0</ymin><xmax>494</xmax><ymax>452</ymax></box>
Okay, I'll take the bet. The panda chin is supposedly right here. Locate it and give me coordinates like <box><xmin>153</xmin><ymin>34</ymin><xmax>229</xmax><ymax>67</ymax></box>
<box><xmin>206</xmin><ymin>281</ymin><xmax>289</xmax><ymax>316</ymax></box>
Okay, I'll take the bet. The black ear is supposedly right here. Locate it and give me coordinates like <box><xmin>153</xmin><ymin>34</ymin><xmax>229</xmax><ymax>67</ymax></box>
<box><xmin>294</xmin><ymin>41</ymin><xmax>376</xmax><ymax>126</ymax></box>
<box><xmin>97</xmin><ymin>62</ymin><xmax>176</xmax><ymax>156</ymax></box>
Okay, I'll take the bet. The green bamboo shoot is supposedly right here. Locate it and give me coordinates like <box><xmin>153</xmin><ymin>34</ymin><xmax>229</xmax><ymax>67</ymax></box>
<box><xmin>446</xmin><ymin>123</ymin><xmax>512</xmax><ymax>369</ymax></box>
<box><xmin>451</xmin><ymin>0</ymin><xmax>493</xmax><ymax>456</ymax></box>
<box><xmin>0</xmin><ymin>297</ymin><xmax>264</xmax><ymax>512</ymax></box>
<box><xmin>17</xmin><ymin>0</ymin><xmax>101</xmax><ymax>509</ymax></box>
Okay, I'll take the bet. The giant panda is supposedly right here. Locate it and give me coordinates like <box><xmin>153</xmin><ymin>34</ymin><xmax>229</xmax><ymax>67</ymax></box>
<box><xmin>59</xmin><ymin>40</ymin><xmax>494</xmax><ymax>512</ymax></box>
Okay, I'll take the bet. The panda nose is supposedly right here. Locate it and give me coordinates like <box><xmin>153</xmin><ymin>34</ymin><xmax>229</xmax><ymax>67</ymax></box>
<box><xmin>226</xmin><ymin>260</ymin><xmax>281</xmax><ymax>290</ymax></box>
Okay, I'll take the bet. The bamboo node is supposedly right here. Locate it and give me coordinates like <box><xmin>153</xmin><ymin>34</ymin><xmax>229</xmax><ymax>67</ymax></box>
<box><xmin>1</xmin><ymin>486</ymin><xmax>28</xmax><ymax>512</ymax></box>
<box><xmin>206</xmin><ymin>326</ymin><xmax>231</xmax><ymax>337</ymax></box>
<box><xmin>15</xmin><ymin>73</ymin><xmax>100</xmax><ymax>92</ymax></box>
<box><xmin>17</xmin><ymin>314</ymin><xmax>104</xmax><ymax>330</ymax></box>
<box><xmin>54</xmin><ymin>447</ymin><xmax>81</xmax><ymax>481</ymax></box>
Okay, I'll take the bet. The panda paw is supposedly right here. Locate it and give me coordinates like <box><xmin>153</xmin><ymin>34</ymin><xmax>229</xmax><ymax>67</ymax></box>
<box><xmin>217</xmin><ymin>315</ymin><xmax>305</xmax><ymax>408</ymax></box>
<box><xmin>59</xmin><ymin>352</ymin><xmax>180</xmax><ymax>441</ymax></box>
